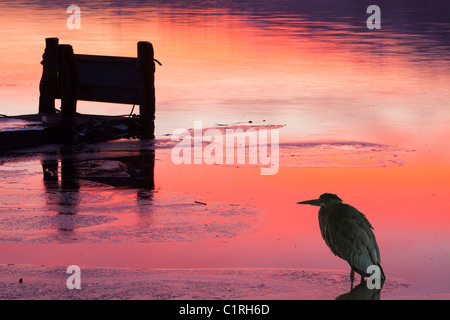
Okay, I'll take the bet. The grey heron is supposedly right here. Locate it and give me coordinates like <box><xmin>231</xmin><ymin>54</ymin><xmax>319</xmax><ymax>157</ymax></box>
<box><xmin>297</xmin><ymin>193</ymin><xmax>386</xmax><ymax>288</ymax></box>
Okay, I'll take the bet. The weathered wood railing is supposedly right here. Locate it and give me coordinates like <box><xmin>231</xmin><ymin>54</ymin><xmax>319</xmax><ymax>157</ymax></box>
<box><xmin>38</xmin><ymin>37</ymin><xmax>157</xmax><ymax>138</ymax></box>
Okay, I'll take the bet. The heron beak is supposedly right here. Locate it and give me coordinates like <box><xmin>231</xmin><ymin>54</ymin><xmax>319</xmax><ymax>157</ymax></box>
<box><xmin>296</xmin><ymin>199</ymin><xmax>321</xmax><ymax>206</ymax></box>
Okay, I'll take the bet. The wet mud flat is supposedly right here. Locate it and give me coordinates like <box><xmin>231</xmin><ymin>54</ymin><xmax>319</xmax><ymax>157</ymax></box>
<box><xmin>0</xmin><ymin>264</ymin><xmax>411</xmax><ymax>300</ymax></box>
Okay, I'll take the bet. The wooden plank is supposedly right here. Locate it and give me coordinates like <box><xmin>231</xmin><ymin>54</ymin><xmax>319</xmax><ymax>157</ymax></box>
<box><xmin>77</xmin><ymin>86</ymin><xmax>139</xmax><ymax>105</ymax></box>
<box><xmin>0</xmin><ymin>129</ymin><xmax>50</xmax><ymax>151</ymax></box>
<box><xmin>15</xmin><ymin>113</ymin><xmax>132</xmax><ymax>125</ymax></box>
<box><xmin>74</xmin><ymin>54</ymin><xmax>139</xmax><ymax>104</ymax></box>
<box><xmin>3</xmin><ymin>113</ymin><xmax>140</xmax><ymax>150</ymax></box>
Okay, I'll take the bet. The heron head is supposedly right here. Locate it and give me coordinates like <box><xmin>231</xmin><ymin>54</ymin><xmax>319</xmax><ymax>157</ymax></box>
<box><xmin>297</xmin><ymin>193</ymin><xmax>343</xmax><ymax>208</ymax></box>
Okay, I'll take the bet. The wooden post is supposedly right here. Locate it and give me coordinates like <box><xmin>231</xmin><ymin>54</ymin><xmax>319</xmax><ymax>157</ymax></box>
<box><xmin>137</xmin><ymin>41</ymin><xmax>155</xmax><ymax>139</ymax></box>
<box><xmin>38</xmin><ymin>38</ymin><xmax>59</xmax><ymax>114</ymax></box>
<box><xmin>58</xmin><ymin>44</ymin><xmax>78</xmax><ymax>121</ymax></box>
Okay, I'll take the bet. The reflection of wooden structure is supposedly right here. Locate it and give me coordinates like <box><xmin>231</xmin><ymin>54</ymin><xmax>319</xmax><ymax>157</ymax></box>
<box><xmin>38</xmin><ymin>37</ymin><xmax>157</xmax><ymax>138</ymax></box>
<box><xmin>42</xmin><ymin>146</ymin><xmax>155</xmax><ymax>230</ymax></box>
<box><xmin>43</xmin><ymin>152</ymin><xmax>155</xmax><ymax>190</ymax></box>
<box><xmin>42</xmin><ymin>146</ymin><xmax>155</xmax><ymax>216</ymax></box>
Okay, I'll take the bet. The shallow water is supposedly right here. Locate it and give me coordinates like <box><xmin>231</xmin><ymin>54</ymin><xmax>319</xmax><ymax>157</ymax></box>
<box><xmin>0</xmin><ymin>1</ymin><xmax>449</xmax><ymax>299</ymax></box>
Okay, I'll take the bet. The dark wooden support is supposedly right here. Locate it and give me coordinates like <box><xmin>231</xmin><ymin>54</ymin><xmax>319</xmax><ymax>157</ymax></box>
<box><xmin>139</xmin><ymin>149</ymin><xmax>155</xmax><ymax>191</ymax></box>
<box><xmin>137</xmin><ymin>41</ymin><xmax>156</xmax><ymax>138</ymax></box>
<box><xmin>38</xmin><ymin>38</ymin><xmax>59</xmax><ymax>114</ymax></box>
<box><xmin>58</xmin><ymin>44</ymin><xmax>79</xmax><ymax>121</ymax></box>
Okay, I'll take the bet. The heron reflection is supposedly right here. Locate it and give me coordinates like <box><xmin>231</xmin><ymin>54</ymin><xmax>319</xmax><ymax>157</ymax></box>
<box><xmin>335</xmin><ymin>279</ymin><xmax>383</xmax><ymax>300</ymax></box>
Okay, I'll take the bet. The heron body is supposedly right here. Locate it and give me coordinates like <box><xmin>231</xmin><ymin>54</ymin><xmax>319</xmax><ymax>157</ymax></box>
<box><xmin>297</xmin><ymin>193</ymin><xmax>385</xmax><ymax>287</ymax></box>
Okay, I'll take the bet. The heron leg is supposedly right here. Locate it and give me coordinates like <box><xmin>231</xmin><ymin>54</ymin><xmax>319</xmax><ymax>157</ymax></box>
<box><xmin>350</xmin><ymin>268</ymin><xmax>355</xmax><ymax>289</ymax></box>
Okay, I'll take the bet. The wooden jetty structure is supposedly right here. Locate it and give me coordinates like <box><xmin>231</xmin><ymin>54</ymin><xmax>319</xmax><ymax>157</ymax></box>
<box><xmin>1</xmin><ymin>38</ymin><xmax>159</xmax><ymax>151</ymax></box>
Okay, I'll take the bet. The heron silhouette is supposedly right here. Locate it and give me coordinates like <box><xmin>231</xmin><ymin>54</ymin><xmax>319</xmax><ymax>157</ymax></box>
<box><xmin>297</xmin><ymin>193</ymin><xmax>386</xmax><ymax>288</ymax></box>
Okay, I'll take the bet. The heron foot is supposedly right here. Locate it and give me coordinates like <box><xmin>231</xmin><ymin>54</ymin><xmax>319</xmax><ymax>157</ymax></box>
<box><xmin>350</xmin><ymin>268</ymin><xmax>366</xmax><ymax>289</ymax></box>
